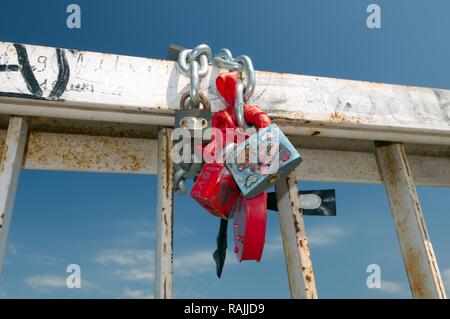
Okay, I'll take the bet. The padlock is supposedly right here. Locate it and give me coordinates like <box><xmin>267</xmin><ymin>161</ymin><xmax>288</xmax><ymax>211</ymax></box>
<box><xmin>190</xmin><ymin>163</ymin><xmax>240</xmax><ymax>219</ymax></box>
<box><xmin>174</xmin><ymin>91</ymin><xmax>212</xmax><ymax>142</ymax></box>
<box><xmin>225</xmin><ymin>123</ymin><xmax>302</xmax><ymax>199</ymax></box>
<box><xmin>232</xmin><ymin>192</ymin><xmax>267</xmax><ymax>262</ymax></box>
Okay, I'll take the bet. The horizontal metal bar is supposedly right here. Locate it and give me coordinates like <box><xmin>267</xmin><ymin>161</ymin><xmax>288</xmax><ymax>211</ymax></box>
<box><xmin>296</xmin><ymin>148</ymin><xmax>450</xmax><ymax>186</ymax></box>
<box><xmin>0</xmin><ymin>130</ymin><xmax>447</xmax><ymax>185</ymax></box>
<box><xmin>1</xmin><ymin>41</ymin><xmax>449</xmax><ymax>145</ymax></box>
<box><xmin>22</xmin><ymin>132</ymin><xmax>158</xmax><ymax>174</ymax></box>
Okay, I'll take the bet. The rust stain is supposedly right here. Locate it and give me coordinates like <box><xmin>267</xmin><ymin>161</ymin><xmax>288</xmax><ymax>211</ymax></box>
<box><xmin>24</xmin><ymin>132</ymin><xmax>152</xmax><ymax>173</ymax></box>
<box><xmin>404</xmin><ymin>246</ymin><xmax>427</xmax><ymax>298</ymax></box>
<box><xmin>162</xmin><ymin>129</ymin><xmax>173</xmax><ymax>200</ymax></box>
<box><xmin>329</xmin><ymin>111</ymin><xmax>364</xmax><ymax>124</ymax></box>
<box><xmin>163</xmin><ymin>277</ymin><xmax>167</xmax><ymax>299</ymax></box>
<box><xmin>329</xmin><ymin>112</ymin><xmax>346</xmax><ymax>122</ymax></box>
<box><xmin>0</xmin><ymin>144</ymin><xmax>8</xmax><ymax>173</ymax></box>
<box><xmin>293</xmin><ymin>217</ymin><xmax>301</xmax><ymax>234</ymax></box>
<box><xmin>163</xmin><ymin>213</ymin><xmax>170</xmax><ymax>237</ymax></box>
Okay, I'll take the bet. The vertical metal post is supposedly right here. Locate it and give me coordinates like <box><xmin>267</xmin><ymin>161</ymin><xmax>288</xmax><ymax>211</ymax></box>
<box><xmin>154</xmin><ymin>128</ymin><xmax>174</xmax><ymax>299</ymax></box>
<box><xmin>0</xmin><ymin>117</ymin><xmax>28</xmax><ymax>275</ymax></box>
<box><xmin>375</xmin><ymin>141</ymin><xmax>447</xmax><ymax>299</ymax></box>
<box><xmin>275</xmin><ymin>172</ymin><xmax>318</xmax><ymax>299</ymax></box>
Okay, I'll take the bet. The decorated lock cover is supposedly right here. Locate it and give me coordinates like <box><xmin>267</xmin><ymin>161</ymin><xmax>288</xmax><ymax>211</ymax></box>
<box><xmin>225</xmin><ymin>123</ymin><xmax>302</xmax><ymax>199</ymax></box>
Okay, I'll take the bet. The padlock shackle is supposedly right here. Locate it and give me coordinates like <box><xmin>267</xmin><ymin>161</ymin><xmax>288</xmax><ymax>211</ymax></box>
<box><xmin>179</xmin><ymin>91</ymin><xmax>210</xmax><ymax>111</ymax></box>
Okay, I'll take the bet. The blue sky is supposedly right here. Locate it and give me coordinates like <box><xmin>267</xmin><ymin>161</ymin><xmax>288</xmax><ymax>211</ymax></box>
<box><xmin>0</xmin><ymin>0</ymin><xmax>449</xmax><ymax>298</ymax></box>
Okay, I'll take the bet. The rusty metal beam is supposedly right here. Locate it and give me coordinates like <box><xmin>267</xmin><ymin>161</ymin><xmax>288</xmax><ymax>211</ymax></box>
<box><xmin>0</xmin><ymin>117</ymin><xmax>28</xmax><ymax>274</ymax></box>
<box><xmin>154</xmin><ymin>128</ymin><xmax>174</xmax><ymax>299</ymax></box>
<box><xmin>297</xmin><ymin>148</ymin><xmax>450</xmax><ymax>186</ymax></box>
<box><xmin>0</xmin><ymin>130</ymin><xmax>446</xmax><ymax>186</ymax></box>
<box><xmin>275</xmin><ymin>172</ymin><xmax>317</xmax><ymax>299</ymax></box>
<box><xmin>375</xmin><ymin>141</ymin><xmax>447</xmax><ymax>299</ymax></box>
<box><xmin>24</xmin><ymin>132</ymin><xmax>158</xmax><ymax>174</ymax></box>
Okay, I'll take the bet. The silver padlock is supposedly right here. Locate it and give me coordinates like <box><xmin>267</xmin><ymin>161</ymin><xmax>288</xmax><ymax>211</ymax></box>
<box><xmin>175</xmin><ymin>91</ymin><xmax>211</xmax><ymax>142</ymax></box>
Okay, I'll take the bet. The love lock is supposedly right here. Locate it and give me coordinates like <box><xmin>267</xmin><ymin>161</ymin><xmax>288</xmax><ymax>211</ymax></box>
<box><xmin>190</xmin><ymin>163</ymin><xmax>240</xmax><ymax>219</ymax></box>
<box><xmin>225</xmin><ymin>123</ymin><xmax>302</xmax><ymax>199</ymax></box>
<box><xmin>232</xmin><ymin>192</ymin><xmax>267</xmax><ymax>262</ymax></box>
<box><xmin>175</xmin><ymin>91</ymin><xmax>212</xmax><ymax>142</ymax></box>
<box><xmin>174</xmin><ymin>91</ymin><xmax>212</xmax><ymax>195</ymax></box>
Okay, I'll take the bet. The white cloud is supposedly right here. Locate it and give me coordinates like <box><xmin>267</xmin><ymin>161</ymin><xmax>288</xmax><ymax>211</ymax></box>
<box><xmin>441</xmin><ymin>268</ymin><xmax>450</xmax><ymax>293</ymax></box>
<box><xmin>308</xmin><ymin>225</ymin><xmax>348</xmax><ymax>247</ymax></box>
<box><xmin>95</xmin><ymin>249</ymin><xmax>154</xmax><ymax>265</ymax></box>
<box><xmin>265</xmin><ymin>236</ymin><xmax>283</xmax><ymax>253</ymax></box>
<box><xmin>26</xmin><ymin>275</ymin><xmax>99</xmax><ymax>292</ymax></box>
<box><xmin>379</xmin><ymin>280</ymin><xmax>410</xmax><ymax>297</ymax></box>
<box><xmin>174</xmin><ymin>250</ymin><xmax>215</xmax><ymax>276</ymax></box>
<box><xmin>134</xmin><ymin>230</ymin><xmax>155</xmax><ymax>241</ymax></box>
<box><xmin>95</xmin><ymin>248</ymin><xmax>232</xmax><ymax>280</ymax></box>
<box><xmin>380</xmin><ymin>281</ymin><xmax>407</xmax><ymax>293</ymax></box>
<box><xmin>26</xmin><ymin>276</ymin><xmax>67</xmax><ymax>290</ymax></box>
<box><xmin>95</xmin><ymin>249</ymin><xmax>156</xmax><ymax>282</ymax></box>
<box><xmin>115</xmin><ymin>268</ymin><xmax>155</xmax><ymax>281</ymax></box>
<box><xmin>5</xmin><ymin>244</ymin><xmax>62</xmax><ymax>266</ymax></box>
<box><xmin>113</xmin><ymin>220</ymin><xmax>155</xmax><ymax>245</ymax></box>
<box><xmin>123</xmin><ymin>288</ymin><xmax>154</xmax><ymax>299</ymax></box>
<box><xmin>25</xmin><ymin>254</ymin><xmax>61</xmax><ymax>266</ymax></box>
<box><xmin>264</xmin><ymin>225</ymin><xmax>347</xmax><ymax>257</ymax></box>
<box><xmin>174</xmin><ymin>227</ymin><xmax>195</xmax><ymax>239</ymax></box>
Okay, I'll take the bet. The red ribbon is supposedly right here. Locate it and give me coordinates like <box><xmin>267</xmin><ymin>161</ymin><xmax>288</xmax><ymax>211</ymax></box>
<box><xmin>211</xmin><ymin>71</ymin><xmax>272</xmax><ymax>151</ymax></box>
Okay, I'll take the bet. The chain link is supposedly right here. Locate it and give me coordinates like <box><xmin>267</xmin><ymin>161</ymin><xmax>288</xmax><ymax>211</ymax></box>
<box><xmin>214</xmin><ymin>48</ymin><xmax>242</xmax><ymax>70</ymax></box>
<box><xmin>177</xmin><ymin>44</ymin><xmax>212</xmax><ymax>108</ymax></box>
<box><xmin>212</xmin><ymin>50</ymin><xmax>256</xmax><ymax>129</ymax></box>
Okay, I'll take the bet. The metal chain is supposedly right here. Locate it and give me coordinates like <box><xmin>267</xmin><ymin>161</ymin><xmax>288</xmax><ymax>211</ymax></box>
<box><xmin>175</xmin><ymin>45</ymin><xmax>257</xmax><ymax>195</ymax></box>
<box><xmin>178</xmin><ymin>45</ymin><xmax>256</xmax><ymax>107</ymax></box>
<box><xmin>175</xmin><ymin>45</ymin><xmax>212</xmax><ymax>195</ymax></box>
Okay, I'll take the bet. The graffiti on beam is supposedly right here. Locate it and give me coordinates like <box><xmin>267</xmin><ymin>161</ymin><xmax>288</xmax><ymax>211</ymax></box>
<box><xmin>0</xmin><ymin>44</ymin><xmax>70</xmax><ymax>100</ymax></box>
